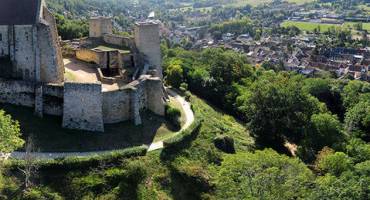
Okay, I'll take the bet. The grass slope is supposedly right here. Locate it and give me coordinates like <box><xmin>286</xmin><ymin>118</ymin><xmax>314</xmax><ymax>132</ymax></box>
<box><xmin>2</xmin><ymin>94</ymin><xmax>255</xmax><ymax>199</ymax></box>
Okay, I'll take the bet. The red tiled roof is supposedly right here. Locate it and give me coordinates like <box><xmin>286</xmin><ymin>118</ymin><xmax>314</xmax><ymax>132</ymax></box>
<box><xmin>0</xmin><ymin>0</ymin><xmax>40</xmax><ymax>25</ymax></box>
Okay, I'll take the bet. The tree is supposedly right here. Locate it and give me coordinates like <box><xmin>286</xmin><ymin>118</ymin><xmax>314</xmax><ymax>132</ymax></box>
<box><xmin>302</xmin><ymin>78</ymin><xmax>344</xmax><ymax>117</ymax></box>
<box><xmin>345</xmin><ymin>100</ymin><xmax>370</xmax><ymax>141</ymax></box>
<box><xmin>0</xmin><ymin>110</ymin><xmax>24</xmax><ymax>193</ymax></box>
<box><xmin>213</xmin><ymin>149</ymin><xmax>314</xmax><ymax>199</ymax></box>
<box><xmin>0</xmin><ymin>110</ymin><xmax>24</xmax><ymax>153</ymax></box>
<box><xmin>317</xmin><ymin>151</ymin><xmax>352</xmax><ymax>176</ymax></box>
<box><xmin>346</xmin><ymin>138</ymin><xmax>370</xmax><ymax>163</ymax></box>
<box><xmin>244</xmin><ymin>73</ymin><xmax>323</xmax><ymax>149</ymax></box>
<box><xmin>19</xmin><ymin>137</ymin><xmax>38</xmax><ymax>190</ymax></box>
<box><xmin>165</xmin><ymin>59</ymin><xmax>184</xmax><ymax>88</ymax></box>
<box><xmin>342</xmin><ymin>80</ymin><xmax>370</xmax><ymax>109</ymax></box>
<box><xmin>298</xmin><ymin>113</ymin><xmax>344</xmax><ymax>162</ymax></box>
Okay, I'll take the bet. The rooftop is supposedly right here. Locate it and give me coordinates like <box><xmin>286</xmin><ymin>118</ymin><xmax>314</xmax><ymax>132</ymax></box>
<box><xmin>92</xmin><ymin>45</ymin><xmax>131</xmax><ymax>54</ymax></box>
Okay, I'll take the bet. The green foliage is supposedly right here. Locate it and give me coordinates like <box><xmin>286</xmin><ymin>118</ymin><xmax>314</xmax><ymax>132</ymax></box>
<box><xmin>163</xmin><ymin>47</ymin><xmax>254</xmax><ymax>115</ymax></box>
<box><xmin>165</xmin><ymin>59</ymin><xmax>184</xmax><ymax>88</ymax></box>
<box><xmin>302</xmin><ymin>78</ymin><xmax>345</xmax><ymax>117</ymax></box>
<box><xmin>311</xmin><ymin>171</ymin><xmax>369</xmax><ymax>200</ymax></box>
<box><xmin>346</xmin><ymin>138</ymin><xmax>370</xmax><ymax>163</ymax></box>
<box><xmin>165</xmin><ymin>104</ymin><xmax>182</xmax><ymax>129</ymax></box>
<box><xmin>10</xmin><ymin>145</ymin><xmax>148</xmax><ymax>171</ymax></box>
<box><xmin>22</xmin><ymin>187</ymin><xmax>63</xmax><ymax>200</ymax></box>
<box><xmin>0</xmin><ymin>110</ymin><xmax>24</xmax><ymax>153</ymax></box>
<box><xmin>342</xmin><ymin>80</ymin><xmax>370</xmax><ymax>109</ymax></box>
<box><xmin>54</xmin><ymin>14</ymin><xmax>88</xmax><ymax>40</ymax></box>
<box><xmin>213</xmin><ymin>135</ymin><xmax>235</xmax><ymax>154</ymax></box>
<box><xmin>209</xmin><ymin>18</ymin><xmax>256</xmax><ymax>39</ymax></box>
<box><xmin>317</xmin><ymin>152</ymin><xmax>353</xmax><ymax>176</ymax></box>
<box><xmin>116</xmin><ymin>160</ymin><xmax>148</xmax><ymax>199</ymax></box>
<box><xmin>299</xmin><ymin>113</ymin><xmax>345</xmax><ymax>161</ymax></box>
<box><xmin>242</xmin><ymin>73</ymin><xmax>323</xmax><ymax>149</ymax></box>
<box><xmin>163</xmin><ymin>119</ymin><xmax>202</xmax><ymax>149</ymax></box>
<box><xmin>212</xmin><ymin>149</ymin><xmax>315</xmax><ymax>199</ymax></box>
<box><xmin>345</xmin><ymin>100</ymin><xmax>370</xmax><ymax>140</ymax></box>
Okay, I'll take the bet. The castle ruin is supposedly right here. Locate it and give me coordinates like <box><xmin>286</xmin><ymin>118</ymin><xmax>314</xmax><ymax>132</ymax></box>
<box><xmin>0</xmin><ymin>0</ymin><xmax>166</xmax><ymax>132</ymax></box>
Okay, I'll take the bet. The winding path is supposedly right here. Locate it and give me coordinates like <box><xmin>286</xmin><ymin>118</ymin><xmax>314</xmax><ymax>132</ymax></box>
<box><xmin>1</xmin><ymin>88</ymin><xmax>194</xmax><ymax>160</ymax></box>
<box><xmin>148</xmin><ymin>88</ymin><xmax>194</xmax><ymax>151</ymax></box>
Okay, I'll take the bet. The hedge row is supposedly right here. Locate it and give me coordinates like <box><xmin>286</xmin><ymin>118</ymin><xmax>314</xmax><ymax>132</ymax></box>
<box><xmin>9</xmin><ymin>145</ymin><xmax>148</xmax><ymax>171</ymax></box>
<box><xmin>163</xmin><ymin>119</ymin><xmax>202</xmax><ymax>149</ymax></box>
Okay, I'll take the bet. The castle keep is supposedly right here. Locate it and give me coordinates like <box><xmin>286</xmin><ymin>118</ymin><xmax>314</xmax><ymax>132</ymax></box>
<box><xmin>0</xmin><ymin>0</ymin><xmax>166</xmax><ymax>132</ymax></box>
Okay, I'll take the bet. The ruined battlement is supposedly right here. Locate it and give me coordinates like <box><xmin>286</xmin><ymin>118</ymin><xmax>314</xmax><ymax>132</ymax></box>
<box><xmin>0</xmin><ymin>3</ymin><xmax>165</xmax><ymax>132</ymax></box>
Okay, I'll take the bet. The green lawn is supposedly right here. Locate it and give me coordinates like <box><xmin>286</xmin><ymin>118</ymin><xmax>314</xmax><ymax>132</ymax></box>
<box><xmin>0</xmin><ymin>100</ymin><xmax>182</xmax><ymax>152</ymax></box>
<box><xmin>153</xmin><ymin>98</ymin><xmax>186</xmax><ymax>142</ymax></box>
<box><xmin>227</xmin><ymin>0</ymin><xmax>314</xmax><ymax>7</ymax></box>
<box><xmin>1</xmin><ymin>93</ymin><xmax>255</xmax><ymax>199</ymax></box>
<box><xmin>281</xmin><ymin>20</ymin><xmax>370</xmax><ymax>32</ymax></box>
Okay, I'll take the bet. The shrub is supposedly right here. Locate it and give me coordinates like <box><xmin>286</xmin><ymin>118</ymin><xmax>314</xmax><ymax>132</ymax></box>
<box><xmin>22</xmin><ymin>187</ymin><xmax>62</xmax><ymax>200</ymax></box>
<box><xmin>165</xmin><ymin>105</ymin><xmax>181</xmax><ymax>129</ymax></box>
<box><xmin>0</xmin><ymin>110</ymin><xmax>24</xmax><ymax>153</ymax></box>
<box><xmin>184</xmin><ymin>91</ymin><xmax>192</xmax><ymax>101</ymax></box>
<box><xmin>180</xmin><ymin>83</ymin><xmax>188</xmax><ymax>92</ymax></box>
<box><xmin>317</xmin><ymin>151</ymin><xmax>353</xmax><ymax>176</ymax></box>
<box><xmin>163</xmin><ymin>120</ymin><xmax>202</xmax><ymax>149</ymax></box>
<box><xmin>213</xmin><ymin>135</ymin><xmax>236</xmax><ymax>154</ymax></box>
<box><xmin>10</xmin><ymin>145</ymin><xmax>148</xmax><ymax>171</ymax></box>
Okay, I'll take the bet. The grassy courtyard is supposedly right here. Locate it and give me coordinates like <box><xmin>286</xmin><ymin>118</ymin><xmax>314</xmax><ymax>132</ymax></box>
<box><xmin>0</xmin><ymin>99</ymin><xmax>183</xmax><ymax>152</ymax></box>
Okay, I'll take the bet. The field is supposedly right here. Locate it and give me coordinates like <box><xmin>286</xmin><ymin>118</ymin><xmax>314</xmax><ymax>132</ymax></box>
<box><xmin>281</xmin><ymin>20</ymin><xmax>370</xmax><ymax>32</ymax></box>
<box><xmin>228</xmin><ymin>0</ymin><xmax>315</xmax><ymax>7</ymax></box>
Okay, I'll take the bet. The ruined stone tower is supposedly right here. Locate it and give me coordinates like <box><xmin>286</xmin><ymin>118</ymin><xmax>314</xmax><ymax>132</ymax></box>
<box><xmin>134</xmin><ymin>21</ymin><xmax>162</xmax><ymax>78</ymax></box>
<box><xmin>89</xmin><ymin>17</ymin><xmax>113</xmax><ymax>38</ymax></box>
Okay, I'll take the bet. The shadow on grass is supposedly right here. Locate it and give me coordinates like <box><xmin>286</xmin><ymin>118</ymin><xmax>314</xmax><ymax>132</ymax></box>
<box><xmin>0</xmin><ymin>103</ymin><xmax>174</xmax><ymax>152</ymax></box>
<box><xmin>159</xmin><ymin>124</ymin><xmax>201</xmax><ymax>162</ymax></box>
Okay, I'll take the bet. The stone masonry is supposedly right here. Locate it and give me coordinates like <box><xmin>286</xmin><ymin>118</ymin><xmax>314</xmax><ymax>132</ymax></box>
<box><xmin>0</xmin><ymin>1</ymin><xmax>166</xmax><ymax>132</ymax></box>
<box><xmin>62</xmin><ymin>82</ymin><xmax>105</xmax><ymax>132</ymax></box>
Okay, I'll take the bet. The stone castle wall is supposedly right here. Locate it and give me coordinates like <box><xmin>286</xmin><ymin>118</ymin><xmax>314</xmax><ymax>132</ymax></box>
<box><xmin>11</xmin><ymin>25</ymin><xmax>36</xmax><ymax>80</ymax></box>
<box><xmin>38</xmin><ymin>7</ymin><xmax>64</xmax><ymax>83</ymax></box>
<box><xmin>0</xmin><ymin>79</ymin><xmax>35</xmax><ymax>107</ymax></box>
<box><xmin>89</xmin><ymin>18</ymin><xmax>112</xmax><ymax>38</ymax></box>
<box><xmin>0</xmin><ymin>26</ymin><xmax>9</xmax><ymax>57</ymax></box>
<box><xmin>76</xmin><ymin>49</ymin><xmax>104</xmax><ymax>66</ymax></box>
<box><xmin>0</xmin><ymin>76</ymin><xmax>165</xmax><ymax>132</ymax></box>
<box><xmin>62</xmin><ymin>82</ymin><xmax>104</xmax><ymax>132</ymax></box>
<box><xmin>103</xmin><ymin>34</ymin><xmax>135</xmax><ymax>50</ymax></box>
<box><xmin>145</xmin><ymin>77</ymin><xmax>165</xmax><ymax>116</ymax></box>
<box><xmin>0</xmin><ymin>79</ymin><xmax>63</xmax><ymax>115</ymax></box>
<box><xmin>102</xmin><ymin>89</ymin><xmax>131</xmax><ymax>124</ymax></box>
<box><xmin>43</xmin><ymin>83</ymin><xmax>63</xmax><ymax>116</ymax></box>
<box><xmin>134</xmin><ymin>23</ymin><xmax>162</xmax><ymax>77</ymax></box>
